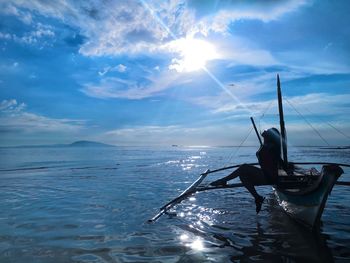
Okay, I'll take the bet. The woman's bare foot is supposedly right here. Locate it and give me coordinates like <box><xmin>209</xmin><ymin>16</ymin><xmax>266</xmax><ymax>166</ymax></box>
<box><xmin>210</xmin><ymin>179</ymin><xmax>227</xmax><ymax>186</ymax></box>
<box><xmin>255</xmin><ymin>196</ymin><xmax>265</xmax><ymax>214</ymax></box>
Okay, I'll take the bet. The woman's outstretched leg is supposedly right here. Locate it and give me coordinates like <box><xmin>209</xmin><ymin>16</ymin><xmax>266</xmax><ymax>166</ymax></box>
<box><xmin>210</xmin><ymin>164</ymin><xmax>268</xmax><ymax>213</ymax></box>
<box><xmin>211</xmin><ymin>164</ymin><xmax>260</xmax><ymax>186</ymax></box>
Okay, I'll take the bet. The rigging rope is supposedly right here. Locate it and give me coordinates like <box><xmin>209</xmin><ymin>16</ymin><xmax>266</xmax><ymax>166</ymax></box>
<box><xmin>258</xmin><ymin>100</ymin><xmax>274</xmax><ymax>133</ymax></box>
<box><xmin>223</xmin><ymin>100</ymin><xmax>274</xmax><ymax>168</ymax></box>
<box><xmin>326</xmin><ymin>123</ymin><xmax>350</xmax><ymax>141</ymax></box>
<box><xmin>225</xmin><ymin>126</ymin><xmax>254</xmax><ymax>167</ymax></box>
<box><xmin>294</xmin><ymin>104</ymin><xmax>350</xmax><ymax>142</ymax></box>
<box><xmin>285</xmin><ymin>99</ymin><xmax>330</xmax><ymax>146</ymax></box>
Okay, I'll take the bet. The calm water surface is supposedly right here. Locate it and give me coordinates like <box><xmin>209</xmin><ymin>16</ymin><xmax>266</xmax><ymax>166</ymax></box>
<box><xmin>0</xmin><ymin>146</ymin><xmax>349</xmax><ymax>262</ymax></box>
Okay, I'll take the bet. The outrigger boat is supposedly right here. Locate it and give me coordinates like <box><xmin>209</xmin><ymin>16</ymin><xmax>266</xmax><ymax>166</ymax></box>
<box><xmin>149</xmin><ymin>75</ymin><xmax>350</xmax><ymax>230</ymax></box>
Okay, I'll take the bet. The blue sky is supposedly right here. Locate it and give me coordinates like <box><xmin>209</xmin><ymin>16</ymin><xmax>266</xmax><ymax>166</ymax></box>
<box><xmin>0</xmin><ymin>0</ymin><xmax>350</xmax><ymax>146</ymax></box>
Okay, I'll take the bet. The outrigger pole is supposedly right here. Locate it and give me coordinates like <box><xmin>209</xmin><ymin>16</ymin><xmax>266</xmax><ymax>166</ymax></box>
<box><xmin>148</xmin><ymin>170</ymin><xmax>210</xmax><ymax>223</ymax></box>
<box><xmin>148</xmin><ymin>163</ymin><xmax>258</xmax><ymax>223</ymax></box>
<box><xmin>277</xmin><ymin>74</ymin><xmax>288</xmax><ymax>167</ymax></box>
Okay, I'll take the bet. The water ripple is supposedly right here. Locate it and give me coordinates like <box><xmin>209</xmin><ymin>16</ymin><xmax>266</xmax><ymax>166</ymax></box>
<box><xmin>0</xmin><ymin>146</ymin><xmax>349</xmax><ymax>262</ymax></box>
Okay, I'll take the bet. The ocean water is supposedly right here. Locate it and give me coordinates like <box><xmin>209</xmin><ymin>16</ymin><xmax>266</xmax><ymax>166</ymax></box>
<box><xmin>0</xmin><ymin>146</ymin><xmax>349</xmax><ymax>262</ymax></box>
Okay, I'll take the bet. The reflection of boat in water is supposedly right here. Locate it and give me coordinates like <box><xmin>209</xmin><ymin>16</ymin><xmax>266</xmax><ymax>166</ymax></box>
<box><xmin>236</xmin><ymin>194</ymin><xmax>336</xmax><ymax>261</ymax></box>
<box><xmin>149</xmin><ymin>75</ymin><xmax>349</xmax><ymax>230</ymax></box>
<box><xmin>173</xmin><ymin>192</ymin><xmax>337</xmax><ymax>262</ymax></box>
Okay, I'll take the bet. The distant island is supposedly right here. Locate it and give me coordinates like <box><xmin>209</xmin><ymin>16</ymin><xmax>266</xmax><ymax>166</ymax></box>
<box><xmin>68</xmin><ymin>140</ymin><xmax>115</xmax><ymax>147</ymax></box>
<box><xmin>3</xmin><ymin>140</ymin><xmax>116</xmax><ymax>148</ymax></box>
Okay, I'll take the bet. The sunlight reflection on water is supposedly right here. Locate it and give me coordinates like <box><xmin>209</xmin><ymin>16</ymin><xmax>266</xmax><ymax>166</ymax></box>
<box><xmin>189</xmin><ymin>238</ymin><xmax>205</xmax><ymax>251</ymax></box>
<box><xmin>0</xmin><ymin>146</ymin><xmax>349</xmax><ymax>262</ymax></box>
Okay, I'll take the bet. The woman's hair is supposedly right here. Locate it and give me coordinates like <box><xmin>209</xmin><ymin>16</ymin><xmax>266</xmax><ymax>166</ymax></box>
<box><xmin>262</xmin><ymin>128</ymin><xmax>281</xmax><ymax>158</ymax></box>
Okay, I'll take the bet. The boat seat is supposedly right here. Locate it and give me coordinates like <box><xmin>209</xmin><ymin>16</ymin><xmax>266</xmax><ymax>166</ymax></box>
<box><xmin>276</xmin><ymin>168</ymin><xmax>324</xmax><ymax>194</ymax></box>
<box><xmin>277</xmin><ymin>177</ymin><xmax>318</xmax><ymax>189</ymax></box>
<box><xmin>277</xmin><ymin>170</ymin><xmax>321</xmax><ymax>189</ymax></box>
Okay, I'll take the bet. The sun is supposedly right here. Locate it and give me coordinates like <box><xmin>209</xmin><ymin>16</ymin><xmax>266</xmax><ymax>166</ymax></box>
<box><xmin>169</xmin><ymin>37</ymin><xmax>219</xmax><ymax>73</ymax></box>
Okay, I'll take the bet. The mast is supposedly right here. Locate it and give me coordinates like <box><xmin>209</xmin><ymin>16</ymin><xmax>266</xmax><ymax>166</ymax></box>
<box><xmin>277</xmin><ymin>74</ymin><xmax>288</xmax><ymax>166</ymax></box>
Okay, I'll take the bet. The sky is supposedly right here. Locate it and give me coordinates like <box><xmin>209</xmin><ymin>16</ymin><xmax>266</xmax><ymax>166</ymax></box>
<box><xmin>0</xmin><ymin>0</ymin><xmax>350</xmax><ymax>147</ymax></box>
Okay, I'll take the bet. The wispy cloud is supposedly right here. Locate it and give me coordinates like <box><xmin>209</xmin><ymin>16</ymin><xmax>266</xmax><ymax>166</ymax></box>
<box><xmin>82</xmin><ymin>69</ymin><xmax>190</xmax><ymax>99</ymax></box>
<box><xmin>100</xmin><ymin>120</ymin><xmax>350</xmax><ymax>147</ymax></box>
<box><xmin>98</xmin><ymin>64</ymin><xmax>127</xmax><ymax>76</ymax></box>
<box><xmin>191</xmin><ymin>0</ymin><xmax>310</xmax><ymax>35</ymax></box>
<box><xmin>0</xmin><ymin>99</ymin><xmax>26</xmax><ymax>112</ymax></box>
<box><xmin>0</xmin><ymin>99</ymin><xmax>85</xmax><ymax>133</ymax></box>
<box><xmin>101</xmin><ymin>124</ymin><xmax>254</xmax><ymax>146</ymax></box>
<box><xmin>0</xmin><ymin>22</ymin><xmax>55</xmax><ymax>46</ymax></box>
<box><xmin>1</xmin><ymin>2</ymin><xmax>33</xmax><ymax>24</ymax></box>
<box><xmin>189</xmin><ymin>90</ymin><xmax>350</xmax><ymax>128</ymax></box>
<box><xmin>276</xmin><ymin>51</ymin><xmax>350</xmax><ymax>74</ymax></box>
<box><xmin>283</xmin><ymin>93</ymin><xmax>350</xmax><ymax>120</ymax></box>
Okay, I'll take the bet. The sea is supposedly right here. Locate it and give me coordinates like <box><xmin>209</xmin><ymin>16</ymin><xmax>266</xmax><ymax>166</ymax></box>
<box><xmin>0</xmin><ymin>145</ymin><xmax>349</xmax><ymax>262</ymax></box>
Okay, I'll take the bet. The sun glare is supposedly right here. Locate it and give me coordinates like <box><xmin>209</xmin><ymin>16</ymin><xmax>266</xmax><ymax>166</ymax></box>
<box><xmin>169</xmin><ymin>37</ymin><xmax>219</xmax><ymax>72</ymax></box>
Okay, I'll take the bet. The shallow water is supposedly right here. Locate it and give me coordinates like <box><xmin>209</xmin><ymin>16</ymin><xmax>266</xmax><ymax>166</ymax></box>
<box><xmin>0</xmin><ymin>146</ymin><xmax>349</xmax><ymax>262</ymax></box>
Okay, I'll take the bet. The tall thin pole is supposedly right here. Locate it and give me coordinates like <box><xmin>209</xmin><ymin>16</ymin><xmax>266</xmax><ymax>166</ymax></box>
<box><xmin>250</xmin><ymin>117</ymin><xmax>262</xmax><ymax>146</ymax></box>
<box><xmin>277</xmin><ymin>74</ymin><xmax>288</xmax><ymax>166</ymax></box>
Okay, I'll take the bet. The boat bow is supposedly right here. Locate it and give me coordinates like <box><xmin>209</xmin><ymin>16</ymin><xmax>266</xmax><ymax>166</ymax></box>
<box><xmin>274</xmin><ymin>164</ymin><xmax>343</xmax><ymax>229</ymax></box>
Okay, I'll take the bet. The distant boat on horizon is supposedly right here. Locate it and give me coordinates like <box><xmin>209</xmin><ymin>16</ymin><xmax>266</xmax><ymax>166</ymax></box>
<box><xmin>319</xmin><ymin>146</ymin><xmax>350</xmax><ymax>150</ymax></box>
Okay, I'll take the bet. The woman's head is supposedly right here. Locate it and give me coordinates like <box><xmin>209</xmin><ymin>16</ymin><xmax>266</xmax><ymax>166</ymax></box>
<box><xmin>261</xmin><ymin>128</ymin><xmax>281</xmax><ymax>156</ymax></box>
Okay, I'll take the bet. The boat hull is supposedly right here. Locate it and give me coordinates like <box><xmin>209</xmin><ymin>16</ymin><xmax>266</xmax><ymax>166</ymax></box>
<box><xmin>274</xmin><ymin>165</ymin><xmax>343</xmax><ymax>229</ymax></box>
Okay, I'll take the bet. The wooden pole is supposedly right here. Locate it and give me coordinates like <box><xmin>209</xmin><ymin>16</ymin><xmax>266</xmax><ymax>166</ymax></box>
<box><xmin>148</xmin><ymin>171</ymin><xmax>209</xmax><ymax>223</ymax></box>
<box><xmin>200</xmin><ymin>163</ymin><xmax>259</xmax><ymax>175</ymax></box>
<box><xmin>277</xmin><ymin>74</ymin><xmax>288</xmax><ymax>166</ymax></box>
<box><xmin>250</xmin><ymin>117</ymin><xmax>262</xmax><ymax>146</ymax></box>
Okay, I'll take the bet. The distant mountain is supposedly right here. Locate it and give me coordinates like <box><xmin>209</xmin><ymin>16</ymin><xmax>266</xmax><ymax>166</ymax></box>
<box><xmin>2</xmin><ymin>140</ymin><xmax>115</xmax><ymax>148</ymax></box>
<box><xmin>68</xmin><ymin>141</ymin><xmax>115</xmax><ymax>147</ymax></box>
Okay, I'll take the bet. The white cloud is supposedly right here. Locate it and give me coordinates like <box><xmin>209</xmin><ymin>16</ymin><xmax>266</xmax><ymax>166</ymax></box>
<box><xmin>283</xmin><ymin>93</ymin><xmax>350</xmax><ymax>119</ymax></box>
<box><xmin>98</xmin><ymin>67</ymin><xmax>110</xmax><ymax>77</ymax></box>
<box><xmin>1</xmin><ymin>3</ymin><xmax>33</xmax><ymax>24</ymax></box>
<box><xmin>98</xmin><ymin>64</ymin><xmax>127</xmax><ymax>76</ymax></box>
<box><xmin>190</xmin><ymin>91</ymin><xmax>350</xmax><ymax>127</ymax></box>
<box><xmin>115</xmin><ymin>64</ymin><xmax>127</xmax><ymax>73</ymax></box>
<box><xmin>101</xmin><ymin>120</ymin><xmax>345</xmax><ymax>147</ymax></box>
<box><xmin>191</xmin><ymin>0</ymin><xmax>310</xmax><ymax>35</ymax></box>
<box><xmin>0</xmin><ymin>99</ymin><xmax>85</xmax><ymax>133</ymax></box>
<box><xmin>3</xmin><ymin>0</ymin><xmax>192</xmax><ymax>56</ymax></box>
<box><xmin>281</xmin><ymin>122</ymin><xmax>350</xmax><ymax>146</ymax></box>
<box><xmin>82</xmin><ymin>69</ymin><xmax>189</xmax><ymax>99</ymax></box>
<box><xmin>101</xmin><ymin>124</ymin><xmax>255</xmax><ymax>146</ymax></box>
<box><xmin>222</xmin><ymin>38</ymin><xmax>278</xmax><ymax>66</ymax></box>
<box><xmin>0</xmin><ymin>32</ymin><xmax>12</xmax><ymax>40</ymax></box>
<box><xmin>0</xmin><ymin>23</ymin><xmax>55</xmax><ymax>45</ymax></box>
<box><xmin>0</xmin><ymin>99</ymin><xmax>24</xmax><ymax>111</ymax></box>
<box><xmin>2</xmin><ymin>0</ymin><xmax>309</xmax><ymax>57</ymax></box>
<box><xmin>99</xmin><ymin>99</ymin><xmax>350</xmax><ymax>145</ymax></box>
<box><xmin>277</xmin><ymin>51</ymin><xmax>350</xmax><ymax>74</ymax></box>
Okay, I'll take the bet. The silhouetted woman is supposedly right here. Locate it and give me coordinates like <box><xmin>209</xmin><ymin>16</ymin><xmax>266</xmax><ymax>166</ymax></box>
<box><xmin>211</xmin><ymin>128</ymin><xmax>283</xmax><ymax>213</ymax></box>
